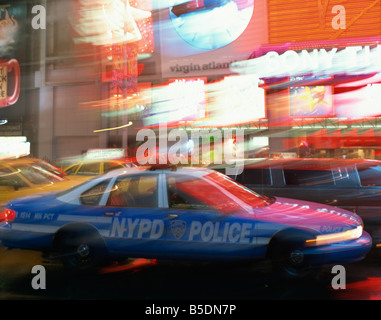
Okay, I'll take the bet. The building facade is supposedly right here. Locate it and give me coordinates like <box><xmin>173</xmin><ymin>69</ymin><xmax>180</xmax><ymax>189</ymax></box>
<box><xmin>1</xmin><ymin>0</ymin><xmax>381</xmax><ymax>163</ymax></box>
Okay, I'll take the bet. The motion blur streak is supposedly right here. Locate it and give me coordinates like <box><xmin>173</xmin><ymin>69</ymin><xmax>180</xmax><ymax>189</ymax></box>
<box><xmin>98</xmin><ymin>258</ymin><xmax>157</xmax><ymax>274</ymax></box>
<box><xmin>336</xmin><ymin>278</ymin><xmax>381</xmax><ymax>300</ymax></box>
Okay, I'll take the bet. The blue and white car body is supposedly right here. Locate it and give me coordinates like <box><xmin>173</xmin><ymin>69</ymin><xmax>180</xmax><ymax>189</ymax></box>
<box><xmin>0</xmin><ymin>167</ymin><xmax>372</xmax><ymax>277</ymax></box>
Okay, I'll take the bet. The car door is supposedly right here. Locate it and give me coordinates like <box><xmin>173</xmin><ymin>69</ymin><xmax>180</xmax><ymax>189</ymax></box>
<box><xmin>266</xmin><ymin>165</ymin><xmax>360</xmax><ymax>212</ymax></box>
<box><xmin>102</xmin><ymin>172</ymin><xmax>168</xmax><ymax>258</ymax></box>
<box><xmin>161</xmin><ymin>172</ymin><xmax>258</xmax><ymax>260</ymax></box>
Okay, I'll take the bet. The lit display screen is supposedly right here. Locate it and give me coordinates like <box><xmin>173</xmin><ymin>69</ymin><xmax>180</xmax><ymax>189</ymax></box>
<box><xmin>290</xmin><ymin>86</ymin><xmax>334</xmax><ymax>117</ymax></box>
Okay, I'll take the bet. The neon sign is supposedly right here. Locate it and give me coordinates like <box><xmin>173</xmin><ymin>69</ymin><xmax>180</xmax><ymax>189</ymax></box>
<box><xmin>231</xmin><ymin>45</ymin><xmax>381</xmax><ymax>78</ymax></box>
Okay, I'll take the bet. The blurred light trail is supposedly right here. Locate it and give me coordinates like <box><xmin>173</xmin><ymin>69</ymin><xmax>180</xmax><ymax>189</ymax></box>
<box><xmin>93</xmin><ymin>121</ymin><xmax>133</xmax><ymax>132</ymax></box>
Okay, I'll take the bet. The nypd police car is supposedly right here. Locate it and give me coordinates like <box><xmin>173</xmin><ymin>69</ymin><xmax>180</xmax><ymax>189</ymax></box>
<box><xmin>0</xmin><ymin>166</ymin><xmax>372</xmax><ymax>278</ymax></box>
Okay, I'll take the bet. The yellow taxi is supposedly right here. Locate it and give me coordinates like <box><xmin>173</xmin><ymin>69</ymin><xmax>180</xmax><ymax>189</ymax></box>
<box><xmin>0</xmin><ymin>158</ymin><xmax>83</xmax><ymax>209</ymax></box>
<box><xmin>63</xmin><ymin>159</ymin><xmax>137</xmax><ymax>183</ymax></box>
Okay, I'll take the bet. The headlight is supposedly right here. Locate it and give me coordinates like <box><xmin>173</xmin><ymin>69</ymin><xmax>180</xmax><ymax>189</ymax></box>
<box><xmin>305</xmin><ymin>225</ymin><xmax>363</xmax><ymax>247</ymax></box>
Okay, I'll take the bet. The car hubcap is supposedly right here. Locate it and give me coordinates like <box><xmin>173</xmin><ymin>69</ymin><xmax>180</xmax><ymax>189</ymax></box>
<box><xmin>289</xmin><ymin>250</ymin><xmax>304</xmax><ymax>265</ymax></box>
<box><xmin>77</xmin><ymin>244</ymin><xmax>90</xmax><ymax>258</ymax></box>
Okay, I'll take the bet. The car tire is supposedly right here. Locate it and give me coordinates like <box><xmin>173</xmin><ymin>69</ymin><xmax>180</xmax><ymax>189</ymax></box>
<box><xmin>53</xmin><ymin>227</ymin><xmax>108</xmax><ymax>271</ymax></box>
<box><xmin>269</xmin><ymin>229</ymin><xmax>317</xmax><ymax>280</ymax></box>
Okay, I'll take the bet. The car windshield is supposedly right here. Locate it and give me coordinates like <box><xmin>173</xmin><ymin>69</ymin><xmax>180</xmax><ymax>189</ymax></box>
<box><xmin>172</xmin><ymin>171</ymin><xmax>270</xmax><ymax>214</ymax></box>
<box><xmin>13</xmin><ymin>164</ymin><xmax>63</xmax><ymax>185</ymax></box>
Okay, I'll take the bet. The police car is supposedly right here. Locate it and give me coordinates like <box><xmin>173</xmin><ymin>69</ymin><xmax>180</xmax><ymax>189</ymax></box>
<box><xmin>0</xmin><ymin>166</ymin><xmax>372</xmax><ymax>278</ymax></box>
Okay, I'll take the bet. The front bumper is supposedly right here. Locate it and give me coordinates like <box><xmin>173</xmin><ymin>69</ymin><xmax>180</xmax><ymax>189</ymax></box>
<box><xmin>305</xmin><ymin>231</ymin><xmax>372</xmax><ymax>267</ymax></box>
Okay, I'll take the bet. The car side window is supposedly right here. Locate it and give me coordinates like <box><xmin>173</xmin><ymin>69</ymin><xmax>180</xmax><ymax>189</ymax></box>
<box><xmin>167</xmin><ymin>175</ymin><xmax>213</xmax><ymax>210</ymax></box>
<box><xmin>79</xmin><ymin>180</ymin><xmax>111</xmax><ymax>206</ymax></box>
<box><xmin>237</xmin><ymin>168</ymin><xmax>272</xmax><ymax>185</ymax></box>
<box><xmin>107</xmin><ymin>175</ymin><xmax>158</xmax><ymax>208</ymax></box>
<box><xmin>357</xmin><ymin>165</ymin><xmax>381</xmax><ymax>186</ymax></box>
<box><xmin>283</xmin><ymin>169</ymin><xmax>334</xmax><ymax>186</ymax></box>
<box><xmin>65</xmin><ymin>164</ymin><xmax>80</xmax><ymax>175</ymax></box>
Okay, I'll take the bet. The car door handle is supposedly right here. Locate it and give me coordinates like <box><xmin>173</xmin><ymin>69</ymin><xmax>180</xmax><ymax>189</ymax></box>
<box><xmin>104</xmin><ymin>212</ymin><xmax>115</xmax><ymax>217</ymax></box>
<box><xmin>167</xmin><ymin>213</ymin><xmax>178</xmax><ymax>219</ymax></box>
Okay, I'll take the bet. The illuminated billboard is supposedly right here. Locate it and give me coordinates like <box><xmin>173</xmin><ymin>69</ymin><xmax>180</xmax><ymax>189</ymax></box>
<box><xmin>159</xmin><ymin>0</ymin><xmax>268</xmax><ymax>78</ymax></box>
<box><xmin>203</xmin><ymin>75</ymin><xmax>266</xmax><ymax>126</ymax></box>
<box><xmin>144</xmin><ymin>77</ymin><xmax>207</xmax><ymax>127</ymax></box>
<box><xmin>71</xmin><ymin>0</ymin><xmax>153</xmax><ymax>50</ymax></box>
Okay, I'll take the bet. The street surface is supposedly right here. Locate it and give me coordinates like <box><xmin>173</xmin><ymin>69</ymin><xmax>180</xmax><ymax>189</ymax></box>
<box><xmin>1</xmin><ymin>245</ymin><xmax>381</xmax><ymax>301</ymax></box>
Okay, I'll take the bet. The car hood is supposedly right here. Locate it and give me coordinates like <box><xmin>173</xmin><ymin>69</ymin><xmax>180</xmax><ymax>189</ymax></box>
<box><xmin>248</xmin><ymin>196</ymin><xmax>362</xmax><ymax>234</ymax></box>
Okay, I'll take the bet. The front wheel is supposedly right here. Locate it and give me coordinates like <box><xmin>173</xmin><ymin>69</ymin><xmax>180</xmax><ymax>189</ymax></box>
<box><xmin>269</xmin><ymin>230</ymin><xmax>318</xmax><ymax>279</ymax></box>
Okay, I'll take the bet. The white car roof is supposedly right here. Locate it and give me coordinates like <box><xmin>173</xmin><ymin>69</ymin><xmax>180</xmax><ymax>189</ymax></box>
<box><xmin>101</xmin><ymin>165</ymin><xmax>215</xmax><ymax>178</ymax></box>
<box><xmin>56</xmin><ymin>166</ymin><xmax>217</xmax><ymax>205</ymax></box>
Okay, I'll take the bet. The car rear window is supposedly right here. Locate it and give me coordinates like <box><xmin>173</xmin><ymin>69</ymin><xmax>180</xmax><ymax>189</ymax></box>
<box><xmin>357</xmin><ymin>165</ymin><xmax>381</xmax><ymax>186</ymax></box>
<box><xmin>0</xmin><ymin>164</ymin><xmax>28</xmax><ymax>188</ymax></box>
<box><xmin>14</xmin><ymin>164</ymin><xmax>63</xmax><ymax>185</ymax></box>
<box><xmin>65</xmin><ymin>164</ymin><xmax>80</xmax><ymax>175</ymax></box>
